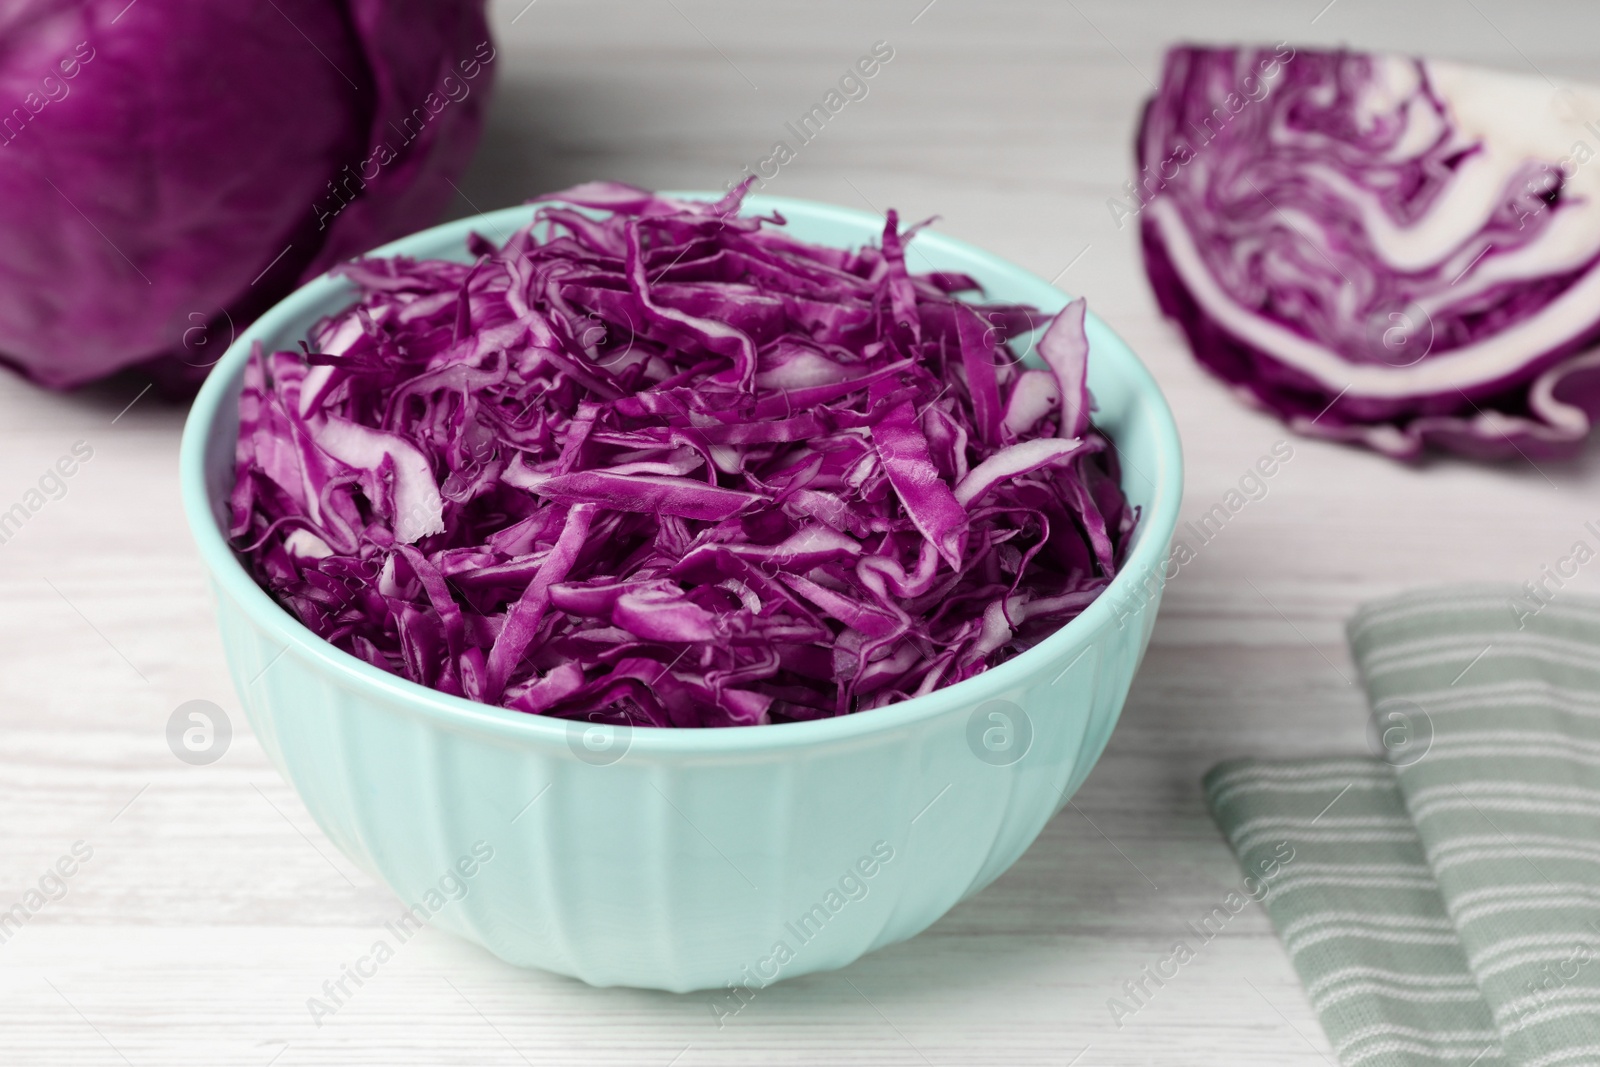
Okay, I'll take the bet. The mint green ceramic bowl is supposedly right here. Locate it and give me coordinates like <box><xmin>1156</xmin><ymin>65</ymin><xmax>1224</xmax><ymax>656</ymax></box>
<box><xmin>180</xmin><ymin>193</ymin><xmax>1182</xmax><ymax>993</ymax></box>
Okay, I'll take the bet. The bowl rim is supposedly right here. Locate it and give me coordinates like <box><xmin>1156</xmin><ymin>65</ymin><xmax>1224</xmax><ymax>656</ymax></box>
<box><xmin>180</xmin><ymin>192</ymin><xmax>1183</xmax><ymax>754</ymax></box>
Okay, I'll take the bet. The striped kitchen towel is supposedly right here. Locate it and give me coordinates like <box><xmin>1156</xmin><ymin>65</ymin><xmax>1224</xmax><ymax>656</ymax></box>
<box><xmin>1206</xmin><ymin>757</ymin><xmax>1506</xmax><ymax>1067</ymax></box>
<box><xmin>1351</xmin><ymin>587</ymin><xmax>1600</xmax><ymax>1067</ymax></box>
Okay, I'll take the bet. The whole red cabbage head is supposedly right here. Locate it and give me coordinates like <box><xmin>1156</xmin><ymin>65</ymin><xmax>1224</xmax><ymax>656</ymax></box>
<box><xmin>0</xmin><ymin>0</ymin><xmax>493</xmax><ymax>390</ymax></box>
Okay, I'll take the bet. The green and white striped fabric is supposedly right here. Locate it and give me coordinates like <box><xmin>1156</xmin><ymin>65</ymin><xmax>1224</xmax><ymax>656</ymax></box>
<box><xmin>1351</xmin><ymin>588</ymin><xmax>1600</xmax><ymax>1067</ymax></box>
<box><xmin>1206</xmin><ymin>757</ymin><xmax>1506</xmax><ymax>1067</ymax></box>
<box><xmin>1206</xmin><ymin>586</ymin><xmax>1600</xmax><ymax>1067</ymax></box>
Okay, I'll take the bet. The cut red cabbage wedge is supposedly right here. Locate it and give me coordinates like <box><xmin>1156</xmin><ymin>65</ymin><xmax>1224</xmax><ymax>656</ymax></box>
<box><xmin>1136</xmin><ymin>44</ymin><xmax>1600</xmax><ymax>459</ymax></box>
<box><xmin>231</xmin><ymin>184</ymin><xmax>1136</xmax><ymax>728</ymax></box>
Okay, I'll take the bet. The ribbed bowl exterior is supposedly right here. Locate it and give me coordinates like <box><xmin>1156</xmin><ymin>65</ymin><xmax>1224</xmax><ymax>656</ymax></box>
<box><xmin>182</xmin><ymin>195</ymin><xmax>1182</xmax><ymax>992</ymax></box>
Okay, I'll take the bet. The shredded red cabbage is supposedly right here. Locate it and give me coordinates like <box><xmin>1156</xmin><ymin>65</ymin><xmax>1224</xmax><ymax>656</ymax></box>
<box><xmin>230</xmin><ymin>183</ymin><xmax>1136</xmax><ymax>728</ymax></box>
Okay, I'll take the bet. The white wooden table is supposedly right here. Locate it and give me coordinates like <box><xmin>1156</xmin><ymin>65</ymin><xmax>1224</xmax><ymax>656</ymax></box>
<box><xmin>5</xmin><ymin>1</ymin><xmax>1598</xmax><ymax>1063</ymax></box>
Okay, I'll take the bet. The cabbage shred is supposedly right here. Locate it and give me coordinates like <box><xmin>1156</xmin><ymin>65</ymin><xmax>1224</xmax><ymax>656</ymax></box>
<box><xmin>231</xmin><ymin>183</ymin><xmax>1135</xmax><ymax>727</ymax></box>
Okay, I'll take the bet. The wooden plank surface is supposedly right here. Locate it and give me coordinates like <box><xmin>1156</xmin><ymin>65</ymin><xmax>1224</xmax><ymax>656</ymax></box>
<box><xmin>4</xmin><ymin>1</ymin><xmax>1599</xmax><ymax>1062</ymax></box>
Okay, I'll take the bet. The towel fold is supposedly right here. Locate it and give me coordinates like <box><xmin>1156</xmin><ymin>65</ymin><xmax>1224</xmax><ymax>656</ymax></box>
<box><xmin>1353</xmin><ymin>588</ymin><xmax>1600</xmax><ymax>1065</ymax></box>
<box><xmin>1207</xmin><ymin>586</ymin><xmax>1600</xmax><ymax>1067</ymax></box>
<box><xmin>1207</xmin><ymin>757</ymin><xmax>1507</xmax><ymax>1067</ymax></box>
